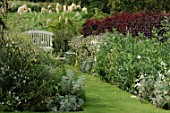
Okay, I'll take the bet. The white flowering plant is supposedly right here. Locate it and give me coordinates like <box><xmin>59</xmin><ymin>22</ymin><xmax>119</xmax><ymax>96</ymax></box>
<box><xmin>134</xmin><ymin>72</ymin><xmax>170</xmax><ymax>109</ymax></box>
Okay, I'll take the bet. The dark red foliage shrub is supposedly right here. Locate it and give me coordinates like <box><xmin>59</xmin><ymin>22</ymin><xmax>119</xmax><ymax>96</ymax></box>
<box><xmin>102</xmin><ymin>17</ymin><xmax>114</xmax><ymax>32</ymax></box>
<box><xmin>82</xmin><ymin>12</ymin><xmax>170</xmax><ymax>37</ymax></box>
<box><xmin>82</xmin><ymin>19</ymin><xmax>104</xmax><ymax>36</ymax></box>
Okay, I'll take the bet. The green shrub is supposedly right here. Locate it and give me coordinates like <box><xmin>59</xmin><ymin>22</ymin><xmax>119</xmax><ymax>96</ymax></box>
<box><xmin>0</xmin><ymin>30</ymin><xmax>61</xmax><ymax>111</ymax></box>
<box><xmin>50</xmin><ymin>17</ymin><xmax>74</xmax><ymax>53</ymax></box>
<box><xmin>38</xmin><ymin>70</ymin><xmax>85</xmax><ymax>112</ymax></box>
<box><xmin>95</xmin><ymin>29</ymin><xmax>170</xmax><ymax>109</ymax></box>
<box><xmin>94</xmin><ymin>37</ymin><xmax>116</xmax><ymax>82</ymax></box>
<box><xmin>49</xmin><ymin>12</ymin><xmax>86</xmax><ymax>53</ymax></box>
<box><xmin>114</xmin><ymin>0</ymin><xmax>170</xmax><ymax>12</ymax></box>
<box><xmin>96</xmin><ymin>30</ymin><xmax>170</xmax><ymax>89</ymax></box>
<box><xmin>0</xmin><ymin>30</ymin><xmax>85</xmax><ymax>112</ymax></box>
<box><xmin>64</xmin><ymin>51</ymin><xmax>76</xmax><ymax>65</ymax></box>
<box><xmin>69</xmin><ymin>33</ymin><xmax>108</xmax><ymax>73</ymax></box>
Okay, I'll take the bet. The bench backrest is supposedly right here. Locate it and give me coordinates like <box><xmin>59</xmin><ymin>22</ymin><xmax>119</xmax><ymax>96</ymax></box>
<box><xmin>24</xmin><ymin>30</ymin><xmax>54</xmax><ymax>51</ymax></box>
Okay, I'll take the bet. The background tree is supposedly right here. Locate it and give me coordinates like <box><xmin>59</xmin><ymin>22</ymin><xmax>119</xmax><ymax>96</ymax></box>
<box><xmin>0</xmin><ymin>0</ymin><xmax>8</xmax><ymax>37</ymax></box>
<box><xmin>114</xmin><ymin>0</ymin><xmax>170</xmax><ymax>12</ymax></box>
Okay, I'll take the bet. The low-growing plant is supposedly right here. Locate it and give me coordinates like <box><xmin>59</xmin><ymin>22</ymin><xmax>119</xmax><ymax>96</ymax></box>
<box><xmin>40</xmin><ymin>70</ymin><xmax>85</xmax><ymax>112</ymax></box>
<box><xmin>134</xmin><ymin>71</ymin><xmax>170</xmax><ymax>109</ymax></box>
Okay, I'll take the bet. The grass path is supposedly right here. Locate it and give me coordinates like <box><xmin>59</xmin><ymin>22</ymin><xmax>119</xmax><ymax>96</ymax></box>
<box><xmin>66</xmin><ymin>65</ymin><xmax>170</xmax><ymax>113</ymax></box>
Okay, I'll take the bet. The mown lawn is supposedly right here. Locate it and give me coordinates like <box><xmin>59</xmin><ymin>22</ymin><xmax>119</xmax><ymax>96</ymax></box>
<box><xmin>1</xmin><ymin>65</ymin><xmax>170</xmax><ymax>113</ymax></box>
<box><xmin>80</xmin><ymin>74</ymin><xmax>169</xmax><ymax>113</ymax></box>
<box><xmin>64</xmin><ymin>65</ymin><xmax>170</xmax><ymax>113</ymax></box>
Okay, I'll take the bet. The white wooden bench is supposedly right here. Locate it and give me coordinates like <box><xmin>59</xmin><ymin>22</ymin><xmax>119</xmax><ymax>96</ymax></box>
<box><xmin>24</xmin><ymin>30</ymin><xmax>54</xmax><ymax>51</ymax></box>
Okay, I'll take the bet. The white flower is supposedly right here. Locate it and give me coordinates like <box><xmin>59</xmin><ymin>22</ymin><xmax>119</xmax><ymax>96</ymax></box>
<box><xmin>90</xmin><ymin>40</ymin><xmax>98</xmax><ymax>45</ymax></box>
<box><xmin>23</xmin><ymin>80</ymin><xmax>26</xmax><ymax>83</ymax></box>
<box><xmin>1</xmin><ymin>67</ymin><xmax>4</xmax><ymax>70</ymax></box>
<box><xmin>18</xmin><ymin>101</ymin><xmax>21</xmax><ymax>104</ymax></box>
<box><xmin>15</xmin><ymin>96</ymin><xmax>19</xmax><ymax>101</ymax></box>
<box><xmin>164</xmin><ymin>91</ymin><xmax>168</xmax><ymax>95</ymax></box>
<box><xmin>94</xmin><ymin>56</ymin><xmax>96</xmax><ymax>62</ymax></box>
<box><xmin>158</xmin><ymin>71</ymin><xmax>165</xmax><ymax>80</ymax></box>
<box><xmin>137</xmin><ymin>55</ymin><xmax>141</xmax><ymax>59</ymax></box>
<box><xmin>134</xmin><ymin>83</ymin><xmax>141</xmax><ymax>88</ymax></box>
<box><xmin>6</xmin><ymin>43</ymin><xmax>9</xmax><ymax>47</ymax></box>
<box><xmin>139</xmin><ymin>74</ymin><xmax>144</xmax><ymax>79</ymax></box>
<box><xmin>161</xmin><ymin>61</ymin><xmax>166</xmax><ymax>66</ymax></box>
<box><xmin>65</xmin><ymin>17</ymin><xmax>68</xmax><ymax>24</ymax></box>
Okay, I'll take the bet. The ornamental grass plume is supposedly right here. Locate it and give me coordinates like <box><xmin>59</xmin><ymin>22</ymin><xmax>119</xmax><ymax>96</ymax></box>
<box><xmin>71</xmin><ymin>3</ymin><xmax>76</xmax><ymax>10</ymax></box>
<box><xmin>63</xmin><ymin>5</ymin><xmax>67</xmax><ymax>14</ymax></box>
<box><xmin>48</xmin><ymin>9</ymin><xmax>52</xmax><ymax>14</ymax></box>
<box><xmin>65</xmin><ymin>17</ymin><xmax>68</xmax><ymax>24</ymax></box>
<box><xmin>76</xmin><ymin>5</ymin><xmax>81</xmax><ymax>10</ymax></box>
<box><xmin>17</xmin><ymin>4</ymin><xmax>28</xmax><ymax>15</ymax></box>
<box><xmin>67</xmin><ymin>5</ymin><xmax>73</xmax><ymax>12</ymax></box>
<box><xmin>56</xmin><ymin>3</ymin><xmax>61</xmax><ymax>13</ymax></box>
<box><xmin>82</xmin><ymin>7</ymin><xmax>87</xmax><ymax>14</ymax></box>
<box><xmin>41</xmin><ymin>7</ymin><xmax>48</xmax><ymax>13</ymax></box>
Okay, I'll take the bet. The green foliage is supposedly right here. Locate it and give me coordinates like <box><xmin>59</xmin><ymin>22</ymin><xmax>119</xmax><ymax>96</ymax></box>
<box><xmin>95</xmin><ymin>28</ymin><xmax>170</xmax><ymax>109</ymax></box>
<box><xmin>60</xmin><ymin>70</ymin><xmax>85</xmax><ymax>96</ymax></box>
<box><xmin>7</xmin><ymin>12</ymin><xmax>56</xmax><ymax>32</ymax></box>
<box><xmin>0</xmin><ymin>30</ymin><xmax>85</xmax><ymax>112</ymax></box>
<box><xmin>69</xmin><ymin>33</ymin><xmax>108</xmax><ymax>73</ymax></box>
<box><xmin>50</xmin><ymin>17</ymin><xmax>74</xmax><ymax>53</ymax></box>
<box><xmin>91</xmin><ymin>8</ymin><xmax>109</xmax><ymax>20</ymax></box>
<box><xmin>0</xmin><ymin>1</ymin><xmax>8</xmax><ymax>31</ymax></box>
<box><xmin>133</xmin><ymin>18</ymin><xmax>170</xmax><ymax>109</ymax></box>
<box><xmin>0</xmin><ymin>30</ymin><xmax>60</xmax><ymax>111</ymax></box>
<box><xmin>42</xmin><ymin>69</ymin><xmax>85</xmax><ymax>112</ymax></box>
<box><xmin>95</xmin><ymin>36</ymin><xmax>117</xmax><ymax>82</ymax></box>
<box><xmin>152</xmin><ymin>16</ymin><xmax>170</xmax><ymax>42</ymax></box>
<box><xmin>135</xmin><ymin>72</ymin><xmax>170</xmax><ymax>109</ymax></box>
<box><xmin>114</xmin><ymin>0</ymin><xmax>170</xmax><ymax>12</ymax></box>
<box><xmin>87</xmin><ymin>0</ymin><xmax>110</xmax><ymax>14</ymax></box>
<box><xmin>97</xmin><ymin>31</ymin><xmax>170</xmax><ymax>87</ymax></box>
<box><xmin>47</xmin><ymin>94</ymin><xmax>84</xmax><ymax>112</ymax></box>
<box><xmin>49</xmin><ymin>12</ymin><xmax>86</xmax><ymax>53</ymax></box>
